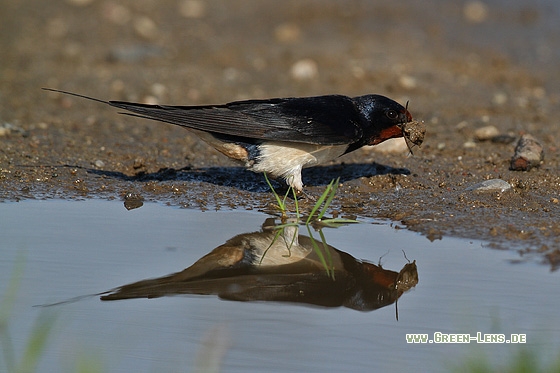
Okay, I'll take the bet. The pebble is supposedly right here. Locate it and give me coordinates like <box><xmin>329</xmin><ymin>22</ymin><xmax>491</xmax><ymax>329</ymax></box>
<box><xmin>124</xmin><ymin>193</ymin><xmax>144</xmax><ymax>211</ymax></box>
<box><xmin>103</xmin><ymin>3</ymin><xmax>131</xmax><ymax>25</ymax></box>
<box><xmin>179</xmin><ymin>0</ymin><xmax>206</xmax><ymax>18</ymax></box>
<box><xmin>510</xmin><ymin>134</ymin><xmax>544</xmax><ymax>171</ymax></box>
<box><xmin>290</xmin><ymin>59</ymin><xmax>318</xmax><ymax>80</ymax></box>
<box><xmin>274</xmin><ymin>23</ymin><xmax>301</xmax><ymax>43</ymax></box>
<box><xmin>94</xmin><ymin>160</ymin><xmax>105</xmax><ymax>168</ymax></box>
<box><xmin>107</xmin><ymin>45</ymin><xmax>164</xmax><ymax>63</ymax></box>
<box><xmin>133</xmin><ymin>16</ymin><xmax>158</xmax><ymax>40</ymax></box>
<box><xmin>492</xmin><ymin>92</ymin><xmax>508</xmax><ymax>105</ymax></box>
<box><xmin>150</xmin><ymin>83</ymin><xmax>167</xmax><ymax>99</ymax></box>
<box><xmin>0</xmin><ymin>123</ymin><xmax>26</xmax><ymax>137</ymax></box>
<box><xmin>463</xmin><ymin>1</ymin><xmax>489</xmax><ymax>23</ymax></box>
<box><xmin>398</xmin><ymin>75</ymin><xmax>417</xmax><ymax>90</ymax></box>
<box><xmin>466</xmin><ymin>179</ymin><xmax>511</xmax><ymax>193</ymax></box>
<box><xmin>133</xmin><ymin>158</ymin><xmax>146</xmax><ymax>169</ymax></box>
<box><xmin>474</xmin><ymin>125</ymin><xmax>499</xmax><ymax>141</ymax></box>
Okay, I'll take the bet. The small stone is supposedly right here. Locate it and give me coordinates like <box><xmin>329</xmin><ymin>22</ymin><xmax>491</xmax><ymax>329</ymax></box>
<box><xmin>463</xmin><ymin>1</ymin><xmax>489</xmax><ymax>23</ymax></box>
<box><xmin>107</xmin><ymin>45</ymin><xmax>164</xmax><ymax>63</ymax></box>
<box><xmin>0</xmin><ymin>127</ymin><xmax>9</xmax><ymax>137</ymax></box>
<box><xmin>510</xmin><ymin>134</ymin><xmax>544</xmax><ymax>171</ymax></box>
<box><xmin>274</xmin><ymin>23</ymin><xmax>301</xmax><ymax>43</ymax></box>
<box><xmin>0</xmin><ymin>123</ymin><xmax>25</xmax><ymax>137</ymax></box>
<box><xmin>133</xmin><ymin>158</ymin><xmax>146</xmax><ymax>169</ymax></box>
<box><xmin>350</xmin><ymin>65</ymin><xmax>365</xmax><ymax>79</ymax></box>
<box><xmin>133</xmin><ymin>16</ymin><xmax>158</xmax><ymax>40</ymax></box>
<box><xmin>466</xmin><ymin>179</ymin><xmax>511</xmax><ymax>193</ymax></box>
<box><xmin>398</xmin><ymin>75</ymin><xmax>417</xmax><ymax>90</ymax></box>
<box><xmin>290</xmin><ymin>59</ymin><xmax>318</xmax><ymax>80</ymax></box>
<box><xmin>94</xmin><ymin>160</ymin><xmax>105</xmax><ymax>168</ymax></box>
<box><xmin>474</xmin><ymin>125</ymin><xmax>499</xmax><ymax>141</ymax></box>
<box><xmin>151</xmin><ymin>83</ymin><xmax>167</xmax><ymax>99</ymax></box>
<box><xmin>124</xmin><ymin>192</ymin><xmax>144</xmax><ymax>210</ymax></box>
<box><xmin>179</xmin><ymin>0</ymin><xmax>206</xmax><ymax>18</ymax></box>
<box><xmin>103</xmin><ymin>3</ymin><xmax>131</xmax><ymax>25</ymax></box>
<box><xmin>222</xmin><ymin>67</ymin><xmax>239</xmax><ymax>82</ymax></box>
<box><xmin>463</xmin><ymin>140</ymin><xmax>477</xmax><ymax>148</ymax></box>
<box><xmin>492</xmin><ymin>92</ymin><xmax>508</xmax><ymax>105</ymax></box>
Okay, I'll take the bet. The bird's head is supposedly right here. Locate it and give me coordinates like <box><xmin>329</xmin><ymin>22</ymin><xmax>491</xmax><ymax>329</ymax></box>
<box><xmin>354</xmin><ymin>94</ymin><xmax>424</xmax><ymax>151</ymax></box>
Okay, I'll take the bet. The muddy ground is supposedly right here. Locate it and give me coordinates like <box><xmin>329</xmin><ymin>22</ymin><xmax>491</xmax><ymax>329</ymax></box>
<box><xmin>1</xmin><ymin>0</ymin><xmax>559</xmax><ymax>269</ymax></box>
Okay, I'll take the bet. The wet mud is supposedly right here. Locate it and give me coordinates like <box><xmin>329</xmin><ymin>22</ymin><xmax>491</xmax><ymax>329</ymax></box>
<box><xmin>1</xmin><ymin>0</ymin><xmax>559</xmax><ymax>268</ymax></box>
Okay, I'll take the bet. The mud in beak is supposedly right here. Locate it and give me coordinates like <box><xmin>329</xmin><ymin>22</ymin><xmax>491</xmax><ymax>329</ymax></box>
<box><xmin>402</xmin><ymin>119</ymin><xmax>425</xmax><ymax>147</ymax></box>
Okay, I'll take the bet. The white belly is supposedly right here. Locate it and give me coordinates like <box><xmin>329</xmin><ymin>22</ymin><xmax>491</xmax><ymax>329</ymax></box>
<box><xmin>251</xmin><ymin>141</ymin><xmax>348</xmax><ymax>190</ymax></box>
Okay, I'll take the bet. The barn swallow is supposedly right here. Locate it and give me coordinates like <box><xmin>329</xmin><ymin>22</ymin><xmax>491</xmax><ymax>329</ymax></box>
<box><xmin>44</xmin><ymin>88</ymin><xmax>424</xmax><ymax>192</ymax></box>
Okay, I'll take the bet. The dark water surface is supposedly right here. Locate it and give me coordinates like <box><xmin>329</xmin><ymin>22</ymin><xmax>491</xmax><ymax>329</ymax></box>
<box><xmin>1</xmin><ymin>200</ymin><xmax>559</xmax><ymax>372</ymax></box>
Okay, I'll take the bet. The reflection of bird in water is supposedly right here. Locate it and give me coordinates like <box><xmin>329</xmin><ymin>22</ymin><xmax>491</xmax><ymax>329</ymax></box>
<box><xmin>101</xmin><ymin>218</ymin><xmax>418</xmax><ymax>312</ymax></box>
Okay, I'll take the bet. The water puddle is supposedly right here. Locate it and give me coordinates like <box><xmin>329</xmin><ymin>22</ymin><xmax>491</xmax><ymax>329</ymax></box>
<box><xmin>1</xmin><ymin>200</ymin><xmax>559</xmax><ymax>372</ymax></box>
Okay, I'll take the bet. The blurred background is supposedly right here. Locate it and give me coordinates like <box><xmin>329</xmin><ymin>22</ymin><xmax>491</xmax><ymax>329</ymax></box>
<box><xmin>2</xmin><ymin>0</ymin><xmax>559</xmax><ymax>118</ymax></box>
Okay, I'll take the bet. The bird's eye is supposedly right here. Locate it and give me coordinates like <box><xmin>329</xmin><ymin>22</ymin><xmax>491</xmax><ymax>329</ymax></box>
<box><xmin>385</xmin><ymin>110</ymin><xmax>398</xmax><ymax>120</ymax></box>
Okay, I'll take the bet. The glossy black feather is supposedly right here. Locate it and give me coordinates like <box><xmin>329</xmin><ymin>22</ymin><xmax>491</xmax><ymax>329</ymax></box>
<box><xmin>108</xmin><ymin>95</ymin><xmax>368</xmax><ymax>145</ymax></box>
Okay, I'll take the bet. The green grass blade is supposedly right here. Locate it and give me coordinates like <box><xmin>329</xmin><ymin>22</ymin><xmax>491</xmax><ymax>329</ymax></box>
<box><xmin>259</xmin><ymin>222</ymin><xmax>301</xmax><ymax>263</ymax></box>
<box><xmin>317</xmin><ymin>229</ymin><xmax>335</xmax><ymax>280</ymax></box>
<box><xmin>282</xmin><ymin>225</ymin><xmax>299</xmax><ymax>258</ymax></box>
<box><xmin>292</xmin><ymin>184</ymin><xmax>300</xmax><ymax>219</ymax></box>
<box><xmin>314</xmin><ymin>218</ymin><xmax>360</xmax><ymax>228</ymax></box>
<box><xmin>305</xmin><ymin>180</ymin><xmax>331</xmax><ymax>224</ymax></box>
<box><xmin>259</xmin><ymin>228</ymin><xmax>284</xmax><ymax>265</ymax></box>
<box><xmin>263</xmin><ymin>172</ymin><xmax>286</xmax><ymax>213</ymax></box>
<box><xmin>317</xmin><ymin>177</ymin><xmax>340</xmax><ymax>220</ymax></box>
<box><xmin>0</xmin><ymin>252</ymin><xmax>25</xmax><ymax>373</ymax></box>
<box><xmin>271</xmin><ymin>222</ymin><xmax>299</xmax><ymax>230</ymax></box>
<box><xmin>305</xmin><ymin>178</ymin><xmax>340</xmax><ymax>224</ymax></box>
<box><xmin>306</xmin><ymin>225</ymin><xmax>334</xmax><ymax>279</ymax></box>
<box><xmin>17</xmin><ymin>312</ymin><xmax>56</xmax><ymax>373</ymax></box>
